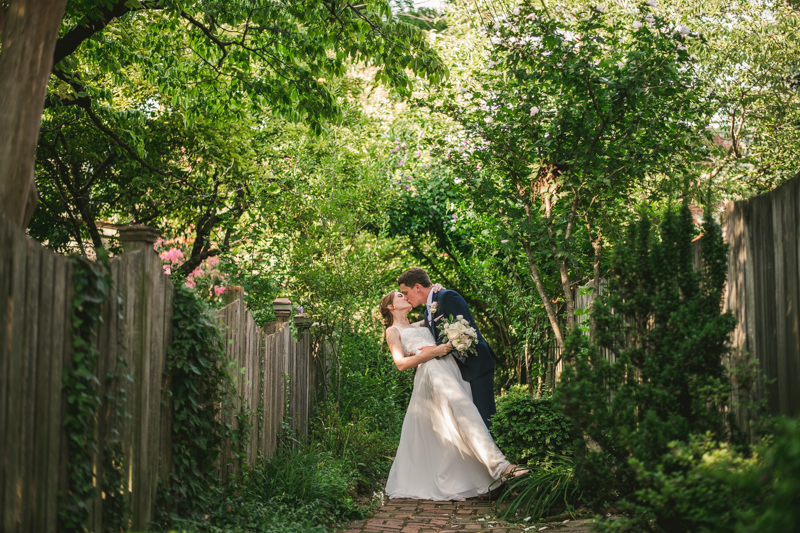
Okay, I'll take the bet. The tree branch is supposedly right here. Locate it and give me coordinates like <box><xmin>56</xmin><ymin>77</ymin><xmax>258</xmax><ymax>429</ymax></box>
<box><xmin>180</xmin><ymin>10</ymin><xmax>234</xmax><ymax>67</ymax></box>
<box><xmin>81</xmin><ymin>103</ymin><xmax>184</xmax><ymax>181</ymax></box>
<box><xmin>53</xmin><ymin>0</ymin><xmax>136</xmax><ymax>66</ymax></box>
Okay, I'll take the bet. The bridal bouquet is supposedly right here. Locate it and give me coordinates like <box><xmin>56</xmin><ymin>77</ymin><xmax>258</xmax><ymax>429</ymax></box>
<box><xmin>437</xmin><ymin>315</ymin><xmax>478</xmax><ymax>358</ymax></box>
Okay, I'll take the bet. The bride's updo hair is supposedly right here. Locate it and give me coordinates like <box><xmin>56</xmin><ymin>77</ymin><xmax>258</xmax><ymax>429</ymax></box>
<box><xmin>379</xmin><ymin>291</ymin><xmax>398</xmax><ymax>328</ymax></box>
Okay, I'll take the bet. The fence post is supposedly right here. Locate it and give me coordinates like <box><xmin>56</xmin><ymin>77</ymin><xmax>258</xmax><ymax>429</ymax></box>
<box><xmin>294</xmin><ymin>313</ymin><xmax>313</xmax><ymax>436</ymax></box>
<box><xmin>115</xmin><ymin>223</ymin><xmax>172</xmax><ymax>530</ymax></box>
<box><xmin>272</xmin><ymin>298</ymin><xmax>292</xmax><ymax>326</ymax></box>
<box><xmin>224</xmin><ymin>286</ymin><xmax>244</xmax><ymax>305</ymax></box>
<box><xmin>117</xmin><ymin>224</ymin><xmax>160</xmax><ymax>253</ymax></box>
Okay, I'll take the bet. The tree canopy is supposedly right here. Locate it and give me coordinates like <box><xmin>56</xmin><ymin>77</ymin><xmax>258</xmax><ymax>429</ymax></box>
<box><xmin>16</xmin><ymin>0</ymin><xmax>800</xmax><ymax>389</ymax></box>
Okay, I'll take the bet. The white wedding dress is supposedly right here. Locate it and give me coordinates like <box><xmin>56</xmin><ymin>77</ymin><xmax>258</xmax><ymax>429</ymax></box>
<box><xmin>385</xmin><ymin>325</ymin><xmax>511</xmax><ymax>501</ymax></box>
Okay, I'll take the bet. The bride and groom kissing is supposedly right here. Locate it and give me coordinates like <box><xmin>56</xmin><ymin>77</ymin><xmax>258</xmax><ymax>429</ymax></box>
<box><xmin>379</xmin><ymin>267</ymin><xmax>527</xmax><ymax>501</ymax></box>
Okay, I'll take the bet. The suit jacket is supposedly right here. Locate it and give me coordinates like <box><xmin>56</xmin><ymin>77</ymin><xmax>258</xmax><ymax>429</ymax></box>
<box><xmin>427</xmin><ymin>289</ymin><xmax>496</xmax><ymax>382</ymax></box>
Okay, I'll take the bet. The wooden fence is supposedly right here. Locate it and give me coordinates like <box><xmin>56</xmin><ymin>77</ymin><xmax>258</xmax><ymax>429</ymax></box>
<box><xmin>89</xmin><ymin>234</ymin><xmax>175</xmax><ymax>532</ymax></box>
<box><xmin>719</xmin><ymin>174</ymin><xmax>800</xmax><ymax>419</ymax></box>
<box><xmin>213</xmin><ymin>293</ymin><xmax>314</xmax><ymax>482</ymax></box>
<box><xmin>1</xmin><ymin>217</ymin><xmax>73</xmax><ymax>533</ymax></box>
<box><xmin>0</xmin><ymin>219</ymin><xmax>316</xmax><ymax>533</ymax></box>
<box><xmin>545</xmin><ymin>173</ymin><xmax>800</xmax><ymax>424</ymax></box>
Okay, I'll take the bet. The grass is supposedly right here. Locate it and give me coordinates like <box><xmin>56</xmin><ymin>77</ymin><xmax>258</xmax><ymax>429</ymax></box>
<box><xmin>497</xmin><ymin>454</ymin><xmax>582</xmax><ymax>522</ymax></box>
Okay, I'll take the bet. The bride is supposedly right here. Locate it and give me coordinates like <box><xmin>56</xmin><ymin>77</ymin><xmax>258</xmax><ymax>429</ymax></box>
<box><xmin>380</xmin><ymin>290</ymin><xmax>526</xmax><ymax>501</ymax></box>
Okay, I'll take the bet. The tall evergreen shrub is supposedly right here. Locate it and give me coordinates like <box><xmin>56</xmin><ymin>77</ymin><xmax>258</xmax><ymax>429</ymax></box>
<box><xmin>557</xmin><ymin>204</ymin><xmax>740</xmax><ymax>506</ymax></box>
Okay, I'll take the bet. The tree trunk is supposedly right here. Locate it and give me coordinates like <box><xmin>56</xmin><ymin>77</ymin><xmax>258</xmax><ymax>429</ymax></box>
<box><xmin>0</xmin><ymin>0</ymin><xmax>68</xmax><ymax>228</ymax></box>
<box><xmin>588</xmin><ymin>236</ymin><xmax>602</xmax><ymax>344</ymax></box>
<box><xmin>522</xmin><ymin>241</ymin><xmax>565</xmax><ymax>349</ymax></box>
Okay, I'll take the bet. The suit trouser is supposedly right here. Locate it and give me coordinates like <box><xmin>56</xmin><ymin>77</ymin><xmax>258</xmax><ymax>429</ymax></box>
<box><xmin>468</xmin><ymin>369</ymin><xmax>496</xmax><ymax>431</ymax></box>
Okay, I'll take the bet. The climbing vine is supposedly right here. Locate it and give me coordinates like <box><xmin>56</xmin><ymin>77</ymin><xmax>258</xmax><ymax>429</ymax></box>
<box><xmin>158</xmin><ymin>284</ymin><xmax>235</xmax><ymax>517</ymax></box>
<box><xmin>59</xmin><ymin>252</ymin><xmax>117</xmax><ymax>532</ymax></box>
<box><xmin>101</xmin><ymin>329</ymin><xmax>131</xmax><ymax>533</ymax></box>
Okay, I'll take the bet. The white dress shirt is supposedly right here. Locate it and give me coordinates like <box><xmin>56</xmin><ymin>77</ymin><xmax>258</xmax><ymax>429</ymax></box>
<box><xmin>425</xmin><ymin>288</ymin><xmax>435</xmax><ymax>324</ymax></box>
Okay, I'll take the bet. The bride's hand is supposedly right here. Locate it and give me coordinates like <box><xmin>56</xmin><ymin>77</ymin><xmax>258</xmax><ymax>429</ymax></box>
<box><xmin>432</xmin><ymin>283</ymin><xmax>445</xmax><ymax>293</ymax></box>
<box><xmin>418</xmin><ymin>342</ymin><xmax>454</xmax><ymax>357</ymax></box>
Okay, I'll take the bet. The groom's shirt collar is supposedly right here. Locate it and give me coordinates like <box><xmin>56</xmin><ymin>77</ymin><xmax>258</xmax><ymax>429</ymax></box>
<box><xmin>425</xmin><ymin>288</ymin><xmax>434</xmax><ymax>309</ymax></box>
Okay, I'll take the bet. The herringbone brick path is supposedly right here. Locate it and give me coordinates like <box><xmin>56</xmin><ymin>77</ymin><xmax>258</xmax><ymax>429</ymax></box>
<box><xmin>342</xmin><ymin>498</ymin><xmax>594</xmax><ymax>533</ymax></box>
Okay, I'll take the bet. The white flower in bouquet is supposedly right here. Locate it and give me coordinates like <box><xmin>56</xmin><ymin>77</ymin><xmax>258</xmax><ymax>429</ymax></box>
<box><xmin>438</xmin><ymin>314</ymin><xmax>478</xmax><ymax>358</ymax></box>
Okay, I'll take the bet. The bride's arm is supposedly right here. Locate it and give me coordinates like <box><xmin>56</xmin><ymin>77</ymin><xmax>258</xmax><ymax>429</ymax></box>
<box><xmin>386</xmin><ymin>328</ymin><xmax>452</xmax><ymax>371</ymax></box>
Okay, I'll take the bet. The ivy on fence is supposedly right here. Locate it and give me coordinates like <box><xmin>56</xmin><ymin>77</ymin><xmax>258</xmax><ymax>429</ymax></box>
<box><xmin>59</xmin><ymin>251</ymin><xmax>129</xmax><ymax>533</ymax></box>
<box><xmin>158</xmin><ymin>284</ymin><xmax>236</xmax><ymax>518</ymax></box>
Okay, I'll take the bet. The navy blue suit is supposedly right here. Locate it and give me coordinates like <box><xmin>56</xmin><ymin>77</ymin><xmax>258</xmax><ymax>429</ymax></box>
<box><xmin>427</xmin><ymin>289</ymin><xmax>497</xmax><ymax>429</ymax></box>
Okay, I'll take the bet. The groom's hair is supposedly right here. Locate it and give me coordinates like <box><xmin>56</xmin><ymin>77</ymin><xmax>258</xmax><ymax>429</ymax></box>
<box><xmin>397</xmin><ymin>267</ymin><xmax>431</xmax><ymax>288</ymax></box>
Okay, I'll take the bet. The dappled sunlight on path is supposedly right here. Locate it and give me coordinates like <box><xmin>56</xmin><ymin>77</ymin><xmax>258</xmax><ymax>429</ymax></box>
<box><xmin>343</xmin><ymin>498</ymin><xmax>595</xmax><ymax>533</ymax></box>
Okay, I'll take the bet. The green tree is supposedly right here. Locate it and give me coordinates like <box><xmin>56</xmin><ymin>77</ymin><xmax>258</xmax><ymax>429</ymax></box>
<box><xmin>623</xmin><ymin>0</ymin><xmax>800</xmax><ymax>198</ymax></box>
<box><xmin>23</xmin><ymin>0</ymin><xmax>447</xmax><ymax>257</ymax></box>
<box><xmin>428</xmin><ymin>0</ymin><xmax>713</xmax><ymax>356</ymax></box>
<box><xmin>557</xmin><ymin>204</ymin><xmax>738</xmax><ymax>508</ymax></box>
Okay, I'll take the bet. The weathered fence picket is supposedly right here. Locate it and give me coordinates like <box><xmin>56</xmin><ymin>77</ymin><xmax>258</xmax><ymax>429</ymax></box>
<box><xmin>213</xmin><ymin>296</ymin><xmax>314</xmax><ymax>480</ymax></box>
<box><xmin>0</xmin><ymin>218</ymin><xmax>316</xmax><ymax>533</ymax></box>
<box><xmin>719</xmin><ymin>175</ymin><xmax>800</xmax><ymax>421</ymax></box>
<box><xmin>545</xmin><ymin>173</ymin><xmax>800</xmax><ymax>428</ymax></box>
<box><xmin>0</xmin><ymin>220</ymin><xmax>73</xmax><ymax>533</ymax></box>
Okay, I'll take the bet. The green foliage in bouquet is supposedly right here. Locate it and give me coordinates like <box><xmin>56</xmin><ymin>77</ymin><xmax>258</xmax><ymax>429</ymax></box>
<box><xmin>557</xmin><ymin>204</ymin><xmax>740</xmax><ymax>509</ymax></box>
<box><xmin>491</xmin><ymin>386</ymin><xmax>577</xmax><ymax>465</ymax></box>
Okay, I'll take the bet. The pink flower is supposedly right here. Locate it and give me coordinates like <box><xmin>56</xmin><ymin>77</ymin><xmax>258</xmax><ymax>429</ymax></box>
<box><xmin>214</xmin><ymin>286</ymin><xmax>226</xmax><ymax>296</ymax></box>
<box><xmin>159</xmin><ymin>248</ymin><xmax>185</xmax><ymax>264</ymax></box>
<box><xmin>206</xmin><ymin>256</ymin><xmax>220</xmax><ymax>267</ymax></box>
<box><xmin>185</xmin><ymin>279</ymin><xmax>196</xmax><ymax>289</ymax></box>
<box><xmin>162</xmin><ymin>265</ymin><xmax>171</xmax><ymax>275</ymax></box>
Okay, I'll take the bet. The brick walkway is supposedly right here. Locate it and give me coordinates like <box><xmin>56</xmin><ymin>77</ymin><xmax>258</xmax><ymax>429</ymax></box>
<box><xmin>342</xmin><ymin>498</ymin><xmax>595</xmax><ymax>533</ymax></box>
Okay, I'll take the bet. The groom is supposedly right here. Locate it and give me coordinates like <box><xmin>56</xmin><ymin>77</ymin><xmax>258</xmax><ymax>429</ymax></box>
<box><xmin>398</xmin><ymin>267</ymin><xmax>498</xmax><ymax>430</ymax></box>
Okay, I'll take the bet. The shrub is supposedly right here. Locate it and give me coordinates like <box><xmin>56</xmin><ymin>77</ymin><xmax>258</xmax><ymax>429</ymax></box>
<box><xmin>158</xmin><ymin>284</ymin><xmax>234</xmax><ymax>517</ymax></box>
<box><xmin>595</xmin><ymin>434</ymin><xmax>759</xmax><ymax>533</ymax></box>
<box><xmin>736</xmin><ymin>417</ymin><xmax>800</xmax><ymax>533</ymax></box>
<box><xmin>491</xmin><ymin>385</ymin><xmax>576</xmax><ymax>465</ymax></box>
<box><xmin>155</xmin><ymin>444</ymin><xmax>361</xmax><ymax>533</ymax></box>
<box><xmin>334</xmin><ymin>330</ymin><xmax>414</xmax><ymax>439</ymax></box>
<box><xmin>595</xmin><ymin>418</ymin><xmax>800</xmax><ymax>533</ymax></box>
<box><xmin>557</xmin><ymin>205</ymin><xmax>740</xmax><ymax>507</ymax></box>
<box><xmin>311</xmin><ymin>406</ymin><xmax>396</xmax><ymax>494</ymax></box>
<box><xmin>241</xmin><ymin>445</ymin><xmax>360</xmax><ymax>522</ymax></box>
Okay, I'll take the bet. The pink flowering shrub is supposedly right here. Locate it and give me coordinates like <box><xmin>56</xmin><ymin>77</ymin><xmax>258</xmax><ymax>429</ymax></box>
<box><xmin>154</xmin><ymin>231</ymin><xmax>229</xmax><ymax>305</ymax></box>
